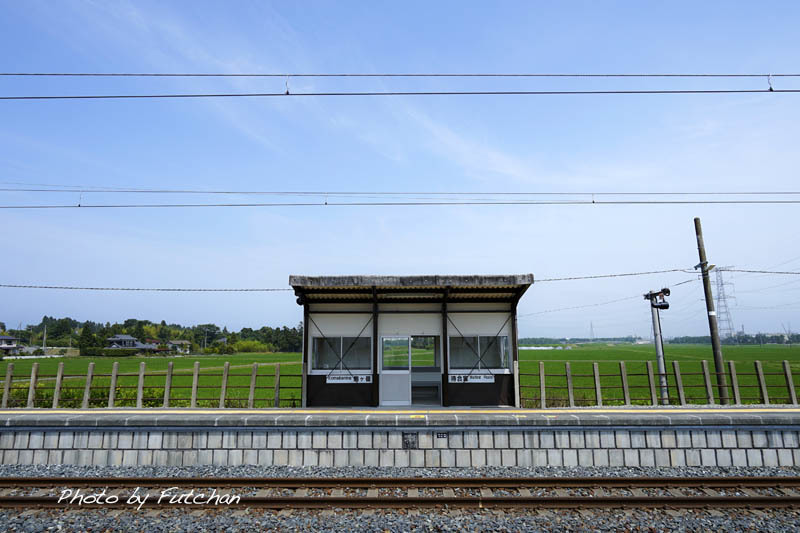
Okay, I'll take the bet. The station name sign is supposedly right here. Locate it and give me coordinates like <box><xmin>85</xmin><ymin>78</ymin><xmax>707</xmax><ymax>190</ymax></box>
<box><xmin>325</xmin><ymin>374</ymin><xmax>372</xmax><ymax>384</ymax></box>
<box><xmin>448</xmin><ymin>374</ymin><xmax>495</xmax><ymax>384</ymax></box>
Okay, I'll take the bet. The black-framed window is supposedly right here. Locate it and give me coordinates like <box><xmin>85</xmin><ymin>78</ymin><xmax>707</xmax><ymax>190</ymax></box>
<box><xmin>311</xmin><ymin>336</ymin><xmax>372</xmax><ymax>372</ymax></box>
<box><xmin>448</xmin><ymin>336</ymin><xmax>510</xmax><ymax>372</ymax></box>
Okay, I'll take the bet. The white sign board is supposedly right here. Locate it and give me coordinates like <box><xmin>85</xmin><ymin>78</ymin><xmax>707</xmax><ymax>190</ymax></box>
<box><xmin>448</xmin><ymin>374</ymin><xmax>495</xmax><ymax>384</ymax></box>
<box><xmin>325</xmin><ymin>374</ymin><xmax>372</xmax><ymax>384</ymax></box>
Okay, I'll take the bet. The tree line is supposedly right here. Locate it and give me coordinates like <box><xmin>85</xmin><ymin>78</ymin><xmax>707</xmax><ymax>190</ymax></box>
<box><xmin>1</xmin><ymin>317</ymin><xmax>303</xmax><ymax>353</ymax></box>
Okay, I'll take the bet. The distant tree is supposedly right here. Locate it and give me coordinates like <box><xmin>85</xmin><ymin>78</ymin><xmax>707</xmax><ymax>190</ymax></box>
<box><xmin>78</xmin><ymin>324</ymin><xmax>96</xmax><ymax>356</ymax></box>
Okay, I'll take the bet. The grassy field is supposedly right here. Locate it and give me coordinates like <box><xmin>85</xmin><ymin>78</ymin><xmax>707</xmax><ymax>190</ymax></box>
<box><xmin>1</xmin><ymin>353</ymin><xmax>303</xmax><ymax>409</ymax></box>
<box><xmin>2</xmin><ymin>343</ymin><xmax>798</xmax><ymax>408</ymax></box>
<box><xmin>518</xmin><ymin>343</ymin><xmax>800</xmax><ymax>407</ymax></box>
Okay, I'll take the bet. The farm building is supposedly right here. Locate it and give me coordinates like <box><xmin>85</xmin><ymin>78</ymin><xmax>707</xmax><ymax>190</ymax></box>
<box><xmin>290</xmin><ymin>274</ymin><xmax>533</xmax><ymax>407</ymax></box>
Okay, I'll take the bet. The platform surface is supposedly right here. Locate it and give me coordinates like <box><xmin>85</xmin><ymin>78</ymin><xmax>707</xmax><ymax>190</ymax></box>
<box><xmin>2</xmin><ymin>406</ymin><xmax>800</xmax><ymax>429</ymax></box>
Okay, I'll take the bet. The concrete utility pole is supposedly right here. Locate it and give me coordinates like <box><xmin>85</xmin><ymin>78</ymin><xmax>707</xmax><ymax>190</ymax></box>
<box><xmin>693</xmin><ymin>217</ymin><xmax>730</xmax><ymax>404</ymax></box>
<box><xmin>645</xmin><ymin>289</ymin><xmax>670</xmax><ymax>405</ymax></box>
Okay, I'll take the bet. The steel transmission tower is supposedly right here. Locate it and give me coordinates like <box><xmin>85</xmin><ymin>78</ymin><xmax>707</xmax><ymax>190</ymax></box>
<box><xmin>715</xmin><ymin>267</ymin><xmax>736</xmax><ymax>341</ymax></box>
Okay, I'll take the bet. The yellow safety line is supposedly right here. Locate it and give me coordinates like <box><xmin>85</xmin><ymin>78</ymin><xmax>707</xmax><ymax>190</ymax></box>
<box><xmin>1</xmin><ymin>408</ymin><xmax>799</xmax><ymax>416</ymax></box>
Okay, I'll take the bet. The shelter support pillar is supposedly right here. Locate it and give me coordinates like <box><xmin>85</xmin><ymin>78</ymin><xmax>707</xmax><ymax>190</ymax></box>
<box><xmin>441</xmin><ymin>289</ymin><xmax>449</xmax><ymax>407</ymax></box>
<box><xmin>301</xmin><ymin>302</ymin><xmax>309</xmax><ymax>408</ymax></box>
<box><xmin>372</xmin><ymin>287</ymin><xmax>379</xmax><ymax>407</ymax></box>
<box><xmin>511</xmin><ymin>301</ymin><xmax>520</xmax><ymax>408</ymax></box>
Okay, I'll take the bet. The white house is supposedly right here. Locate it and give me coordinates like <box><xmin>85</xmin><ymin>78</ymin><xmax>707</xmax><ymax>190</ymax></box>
<box><xmin>0</xmin><ymin>335</ymin><xmax>21</xmax><ymax>356</ymax></box>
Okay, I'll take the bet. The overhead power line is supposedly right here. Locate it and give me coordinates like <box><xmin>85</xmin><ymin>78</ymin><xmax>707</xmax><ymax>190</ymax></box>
<box><xmin>717</xmin><ymin>269</ymin><xmax>800</xmax><ymax>275</ymax></box>
<box><xmin>3</xmin><ymin>187</ymin><xmax>800</xmax><ymax>197</ymax></box>
<box><xmin>536</xmin><ymin>269</ymin><xmax>690</xmax><ymax>282</ymax></box>
<box><xmin>2</xmin><ymin>199</ymin><xmax>800</xmax><ymax>209</ymax></box>
<box><xmin>518</xmin><ymin>295</ymin><xmax>642</xmax><ymax>318</ymax></box>
<box><xmin>0</xmin><ymin>284</ymin><xmax>291</xmax><ymax>292</ymax></box>
<box><xmin>2</xmin><ymin>89</ymin><xmax>799</xmax><ymax>100</ymax></box>
<box><xmin>2</xmin><ymin>72</ymin><xmax>799</xmax><ymax>78</ymax></box>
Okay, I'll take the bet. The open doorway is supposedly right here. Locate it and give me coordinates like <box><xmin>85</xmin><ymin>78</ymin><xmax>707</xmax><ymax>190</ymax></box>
<box><xmin>410</xmin><ymin>335</ymin><xmax>441</xmax><ymax>405</ymax></box>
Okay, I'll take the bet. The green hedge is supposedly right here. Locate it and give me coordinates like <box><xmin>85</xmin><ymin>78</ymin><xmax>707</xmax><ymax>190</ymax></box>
<box><xmin>81</xmin><ymin>347</ymin><xmax>139</xmax><ymax>357</ymax></box>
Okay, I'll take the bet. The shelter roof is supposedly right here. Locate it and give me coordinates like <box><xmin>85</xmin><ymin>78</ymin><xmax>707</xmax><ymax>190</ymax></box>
<box><xmin>290</xmin><ymin>274</ymin><xmax>534</xmax><ymax>305</ymax></box>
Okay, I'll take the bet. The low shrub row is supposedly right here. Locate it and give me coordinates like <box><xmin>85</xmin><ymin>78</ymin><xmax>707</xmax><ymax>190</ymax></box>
<box><xmin>81</xmin><ymin>348</ymin><xmax>139</xmax><ymax>357</ymax></box>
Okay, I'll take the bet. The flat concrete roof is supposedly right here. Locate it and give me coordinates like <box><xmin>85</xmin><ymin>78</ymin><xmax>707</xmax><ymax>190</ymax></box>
<box><xmin>290</xmin><ymin>274</ymin><xmax>534</xmax><ymax>290</ymax></box>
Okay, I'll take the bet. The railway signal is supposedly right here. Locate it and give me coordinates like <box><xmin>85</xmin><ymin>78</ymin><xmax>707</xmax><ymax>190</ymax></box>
<box><xmin>645</xmin><ymin>288</ymin><xmax>670</xmax><ymax>405</ymax></box>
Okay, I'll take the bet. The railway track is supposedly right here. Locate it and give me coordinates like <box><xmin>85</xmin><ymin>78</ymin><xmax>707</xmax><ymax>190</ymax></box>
<box><xmin>0</xmin><ymin>477</ymin><xmax>798</xmax><ymax>510</ymax></box>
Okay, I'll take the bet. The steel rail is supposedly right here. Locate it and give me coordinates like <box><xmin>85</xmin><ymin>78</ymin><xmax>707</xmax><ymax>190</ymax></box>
<box><xmin>0</xmin><ymin>494</ymin><xmax>799</xmax><ymax>510</ymax></box>
<box><xmin>1</xmin><ymin>476</ymin><xmax>800</xmax><ymax>489</ymax></box>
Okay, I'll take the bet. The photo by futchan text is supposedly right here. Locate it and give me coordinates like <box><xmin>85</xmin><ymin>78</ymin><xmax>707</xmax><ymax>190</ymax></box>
<box><xmin>58</xmin><ymin>487</ymin><xmax>241</xmax><ymax>510</ymax></box>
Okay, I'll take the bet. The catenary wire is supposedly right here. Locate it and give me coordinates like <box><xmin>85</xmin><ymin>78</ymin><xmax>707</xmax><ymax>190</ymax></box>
<box><xmin>2</xmin><ymin>89</ymin><xmax>800</xmax><ymax>100</ymax></box>
<box><xmin>1</xmin><ymin>269</ymin><xmax>699</xmax><ymax>292</ymax></box>
<box><xmin>518</xmin><ymin>295</ymin><xmax>643</xmax><ymax>317</ymax></box>
<box><xmin>2</xmin><ymin>72</ymin><xmax>800</xmax><ymax>78</ymax></box>
<box><xmin>2</xmin><ymin>187</ymin><xmax>800</xmax><ymax>197</ymax></box>
<box><xmin>0</xmin><ymin>284</ymin><xmax>291</xmax><ymax>292</ymax></box>
<box><xmin>2</xmin><ymin>199</ymin><xmax>800</xmax><ymax>209</ymax></box>
<box><xmin>717</xmin><ymin>269</ymin><xmax>800</xmax><ymax>275</ymax></box>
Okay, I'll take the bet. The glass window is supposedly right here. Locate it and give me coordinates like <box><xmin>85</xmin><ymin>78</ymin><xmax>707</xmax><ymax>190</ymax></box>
<box><xmin>411</xmin><ymin>336</ymin><xmax>440</xmax><ymax>371</ymax></box>
<box><xmin>449</xmin><ymin>336</ymin><xmax>479</xmax><ymax>369</ymax></box>
<box><xmin>382</xmin><ymin>337</ymin><xmax>409</xmax><ymax>370</ymax></box>
<box><xmin>479</xmin><ymin>336</ymin><xmax>509</xmax><ymax>370</ymax></box>
<box><xmin>312</xmin><ymin>337</ymin><xmax>341</xmax><ymax>371</ymax></box>
<box><xmin>342</xmin><ymin>337</ymin><xmax>371</xmax><ymax>370</ymax></box>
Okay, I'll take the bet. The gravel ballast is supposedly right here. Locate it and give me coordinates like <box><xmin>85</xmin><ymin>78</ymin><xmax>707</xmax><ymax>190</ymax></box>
<box><xmin>1</xmin><ymin>465</ymin><xmax>798</xmax><ymax>532</ymax></box>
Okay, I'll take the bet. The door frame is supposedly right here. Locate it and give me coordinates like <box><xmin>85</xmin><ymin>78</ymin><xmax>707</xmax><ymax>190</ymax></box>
<box><xmin>379</xmin><ymin>336</ymin><xmax>412</xmax><ymax>406</ymax></box>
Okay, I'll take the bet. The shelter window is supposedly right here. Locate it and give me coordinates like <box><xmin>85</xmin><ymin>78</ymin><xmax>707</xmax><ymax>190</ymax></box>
<box><xmin>449</xmin><ymin>336</ymin><xmax>510</xmax><ymax>373</ymax></box>
<box><xmin>449</xmin><ymin>336</ymin><xmax>479</xmax><ymax>370</ymax></box>
<box><xmin>342</xmin><ymin>337</ymin><xmax>371</xmax><ymax>370</ymax></box>
<box><xmin>411</xmin><ymin>335</ymin><xmax>440</xmax><ymax>372</ymax></box>
<box><xmin>311</xmin><ymin>336</ymin><xmax>371</xmax><ymax>372</ymax></box>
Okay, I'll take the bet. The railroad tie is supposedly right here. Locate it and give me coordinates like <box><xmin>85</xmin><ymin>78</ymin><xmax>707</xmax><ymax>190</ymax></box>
<box><xmin>480</xmin><ymin>487</ymin><xmax>493</xmax><ymax>499</ymax></box>
<box><xmin>738</xmin><ymin>488</ymin><xmax>761</xmax><ymax>498</ymax></box>
<box><xmin>331</xmin><ymin>488</ymin><xmax>344</xmax><ymax>497</ymax></box>
<box><xmin>407</xmin><ymin>488</ymin><xmax>419</xmax><ymax>498</ymax></box>
<box><xmin>518</xmin><ymin>487</ymin><xmax>531</xmax><ymax>497</ymax></box>
<box><xmin>629</xmin><ymin>488</ymin><xmax>647</xmax><ymax>497</ymax></box>
<box><xmin>443</xmin><ymin>488</ymin><xmax>455</xmax><ymax>498</ymax></box>
<box><xmin>366</xmin><ymin>488</ymin><xmax>378</xmax><ymax>498</ymax></box>
<box><xmin>294</xmin><ymin>488</ymin><xmax>308</xmax><ymax>498</ymax></box>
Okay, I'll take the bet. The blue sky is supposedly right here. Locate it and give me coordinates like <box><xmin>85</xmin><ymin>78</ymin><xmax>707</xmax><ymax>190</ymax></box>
<box><xmin>1</xmin><ymin>1</ymin><xmax>799</xmax><ymax>338</ymax></box>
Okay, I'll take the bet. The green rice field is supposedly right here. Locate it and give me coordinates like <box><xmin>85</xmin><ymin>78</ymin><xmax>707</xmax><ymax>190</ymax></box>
<box><xmin>517</xmin><ymin>343</ymin><xmax>800</xmax><ymax>407</ymax></box>
<box><xmin>1</xmin><ymin>343</ymin><xmax>798</xmax><ymax>408</ymax></box>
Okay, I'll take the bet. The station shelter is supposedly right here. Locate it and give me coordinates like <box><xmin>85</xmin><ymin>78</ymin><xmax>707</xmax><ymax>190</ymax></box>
<box><xmin>290</xmin><ymin>274</ymin><xmax>533</xmax><ymax>407</ymax></box>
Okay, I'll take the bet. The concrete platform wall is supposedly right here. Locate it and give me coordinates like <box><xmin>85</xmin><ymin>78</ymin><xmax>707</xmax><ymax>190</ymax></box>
<box><xmin>2</xmin><ymin>426</ymin><xmax>799</xmax><ymax>468</ymax></box>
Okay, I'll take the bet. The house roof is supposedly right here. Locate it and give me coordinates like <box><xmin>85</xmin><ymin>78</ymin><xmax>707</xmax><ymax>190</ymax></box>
<box><xmin>107</xmin><ymin>334</ymin><xmax>136</xmax><ymax>340</ymax></box>
<box><xmin>0</xmin><ymin>335</ymin><xmax>18</xmax><ymax>341</ymax></box>
<box><xmin>290</xmin><ymin>274</ymin><xmax>534</xmax><ymax>305</ymax></box>
<box><xmin>168</xmin><ymin>340</ymin><xmax>191</xmax><ymax>344</ymax></box>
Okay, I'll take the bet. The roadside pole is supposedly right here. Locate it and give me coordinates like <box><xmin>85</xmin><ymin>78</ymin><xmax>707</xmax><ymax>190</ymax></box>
<box><xmin>645</xmin><ymin>289</ymin><xmax>670</xmax><ymax>405</ymax></box>
<box><xmin>649</xmin><ymin>298</ymin><xmax>669</xmax><ymax>404</ymax></box>
<box><xmin>693</xmin><ymin>217</ymin><xmax>731</xmax><ymax>404</ymax></box>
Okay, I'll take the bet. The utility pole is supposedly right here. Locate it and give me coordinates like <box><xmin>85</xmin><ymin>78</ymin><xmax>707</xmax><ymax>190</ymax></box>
<box><xmin>693</xmin><ymin>217</ymin><xmax>730</xmax><ymax>404</ymax></box>
<box><xmin>43</xmin><ymin>324</ymin><xmax>47</xmax><ymax>351</ymax></box>
<box><xmin>645</xmin><ymin>288</ymin><xmax>670</xmax><ymax>405</ymax></box>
